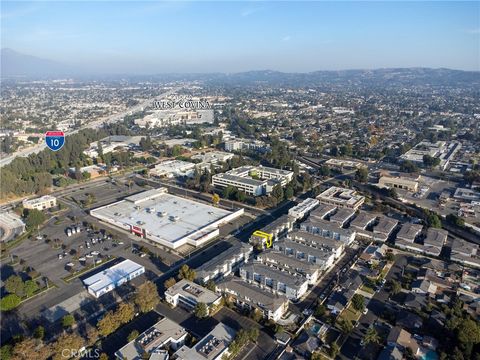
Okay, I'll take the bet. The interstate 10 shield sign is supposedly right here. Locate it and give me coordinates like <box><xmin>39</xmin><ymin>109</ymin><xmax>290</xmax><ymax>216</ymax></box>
<box><xmin>45</xmin><ymin>131</ymin><xmax>65</xmax><ymax>151</ymax></box>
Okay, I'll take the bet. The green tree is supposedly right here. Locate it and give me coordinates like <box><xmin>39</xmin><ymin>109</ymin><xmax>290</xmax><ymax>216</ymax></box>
<box><xmin>0</xmin><ymin>294</ymin><xmax>21</xmax><ymax>311</ymax></box>
<box><xmin>33</xmin><ymin>326</ymin><xmax>45</xmax><ymax>340</ymax></box>
<box><xmin>205</xmin><ymin>280</ymin><xmax>216</xmax><ymax>292</ymax></box>
<box><xmin>24</xmin><ymin>280</ymin><xmax>38</xmax><ymax>297</ymax></box>
<box><xmin>351</xmin><ymin>294</ymin><xmax>365</xmax><ymax>311</ymax></box>
<box><xmin>272</xmin><ymin>184</ymin><xmax>284</xmax><ymax>201</ymax></box>
<box><xmin>62</xmin><ymin>314</ymin><xmax>75</xmax><ymax>328</ymax></box>
<box><xmin>247</xmin><ymin>328</ymin><xmax>260</xmax><ymax>343</ymax></box>
<box><xmin>116</xmin><ymin>302</ymin><xmax>135</xmax><ymax>324</ymax></box>
<box><xmin>0</xmin><ymin>344</ymin><xmax>12</xmax><ymax>360</ymax></box>
<box><xmin>127</xmin><ymin>330</ymin><xmax>140</xmax><ymax>342</ymax></box>
<box><xmin>178</xmin><ymin>264</ymin><xmax>196</xmax><ymax>281</ymax></box>
<box><xmin>134</xmin><ymin>281</ymin><xmax>160</xmax><ymax>313</ymax></box>
<box><xmin>315</xmin><ymin>304</ymin><xmax>326</xmax><ymax>318</ymax></box>
<box><xmin>164</xmin><ymin>277</ymin><xmax>176</xmax><ymax>289</ymax></box>
<box><xmin>25</xmin><ymin>209</ymin><xmax>47</xmax><ymax>229</ymax></box>
<box><xmin>194</xmin><ymin>302</ymin><xmax>209</xmax><ymax>319</ymax></box>
<box><xmin>98</xmin><ymin>310</ymin><xmax>117</xmax><ymax>337</ymax></box>
<box><xmin>457</xmin><ymin>318</ymin><xmax>480</xmax><ymax>347</ymax></box>
<box><xmin>285</xmin><ymin>185</ymin><xmax>294</xmax><ymax>200</ymax></box>
<box><xmin>388</xmin><ymin>279</ymin><xmax>402</xmax><ymax>295</ymax></box>
<box><xmin>329</xmin><ymin>342</ymin><xmax>340</xmax><ymax>358</ymax></box>
<box><xmin>338</xmin><ymin>319</ymin><xmax>353</xmax><ymax>334</ymax></box>
<box><xmin>363</xmin><ymin>327</ymin><xmax>380</xmax><ymax>345</ymax></box>
<box><xmin>4</xmin><ymin>275</ymin><xmax>25</xmax><ymax>297</ymax></box>
<box><xmin>52</xmin><ymin>333</ymin><xmax>84</xmax><ymax>360</ymax></box>
<box><xmin>355</xmin><ymin>167</ymin><xmax>369</xmax><ymax>183</ymax></box>
<box><xmin>384</xmin><ymin>252</ymin><xmax>395</xmax><ymax>262</ymax></box>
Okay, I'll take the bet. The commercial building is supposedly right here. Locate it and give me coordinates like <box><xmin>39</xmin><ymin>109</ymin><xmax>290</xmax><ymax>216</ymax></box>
<box><xmin>373</xmin><ymin>216</ymin><xmax>399</xmax><ymax>242</ymax></box>
<box><xmin>149</xmin><ymin>160</ymin><xmax>196</xmax><ymax>178</ymax></box>
<box><xmin>316</xmin><ymin>186</ymin><xmax>365</xmax><ymax>210</ymax></box>
<box><xmin>273</xmin><ymin>239</ymin><xmax>337</xmax><ymax>271</ymax></box>
<box><xmin>212</xmin><ymin>165</ymin><xmax>293</xmax><ymax>197</ymax></box>
<box><xmin>288</xmin><ymin>198</ymin><xmax>320</xmax><ymax>220</ymax></box>
<box><xmin>82</xmin><ymin>259</ymin><xmax>145</xmax><ymax>298</ymax></box>
<box><xmin>84</xmin><ymin>135</ymin><xmax>143</xmax><ymax>158</ymax></box>
<box><xmin>240</xmin><ymin>263</ymin><xmax>309</xmax><ymax>300</ymax></box>
<box><xmin>22</xmin><ymin>195</ymin><xmax>57</xmax><ymax>210</ymax></box>
<box><xmin>256</xmin><ymin>250</ymin><xmax>321</xmax><ymax>284</ymax></box>
<box><xmin>453</xmin><ymin>188</ymin><xmax>480</xmax><ymax>203</ymax></box>
<box><xmin>330</xmin><ymin>208</ymin><xmax>356</xmax><ymax>227</ymax></box>
<box><xmin>115</xmin><ymin>315</ymin><xmax>187</xmax><ymax>360</ymax></box>
<box><xmin>217</xmin><ymin>278</ymin><xmax>289</xmax><ymax>322</ymax></box>
<box><xmin>174</xmin><ymin>323</ymin><xmax>236</xmax><ymax>360</ymax></box>
<box><xmin>0</xmin><ymin>211</ymin><xmax>25</xmax><ymax>242</ymax></box>
<box><xmin>378</xmin><ymin>175</ymin><xmax>419</xmax><ymax>192</ymax></box>
<box><xmin>195</xmin><ymin>243</ymin><xmax>253</xmax><ymax>283</ymax></box>
<box><xmin>90</xmin><ymin>188</ymin><xmax>243</xmax><ymax>250</ymax></box>
<box><xmin>299</xmin><ymin>218</ymin><xmax>356</xmax><ymax>245</ymax></box>
<box><xmin>287</xmin><ymin>230</ymin><xmax>345</xmax><ymax>258</ymax></box>
<box><xmin>136</xmin><ymin>109</ymin><xmax>214</xmax><ymax>128</ymax></box>
<box><xmin>324</xmin><ymin>158</ymin><xmax>365</xmax><ymax>170</ymax></box>
<box><xmin>190</xmin><ymin>151</ymin><xmax>234</xmax><ymax>166</ymax></box>
<box><xmin>165</xmin><ymin>279</ymin><xmax>221</xmax><ymax>311</ymax></box>
<box><xmin>224</xmin><ymin>139</ymin><xmax>270</xmax><ymax>153</ymax></box>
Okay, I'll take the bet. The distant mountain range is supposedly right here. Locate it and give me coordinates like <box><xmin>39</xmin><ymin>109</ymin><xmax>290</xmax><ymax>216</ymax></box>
<box><xmin>0</xmin><ymin>48</ymin><xmax>76</xmax><ymax>77</ymax></box>
<box><xmin>1</xmin><ymin>48</ymin><xmax>479</xmax><ymax>87</ymax></box>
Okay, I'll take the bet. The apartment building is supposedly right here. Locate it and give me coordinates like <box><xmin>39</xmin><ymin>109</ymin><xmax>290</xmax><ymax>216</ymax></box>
<box><xmin>256</xmin><ymin>250</ymin><xmax>321</xmax><ymax>284</ymax></box>
<box><xmin>273</xmin><ymin>239</ymin><xmax>337</xmax><ymax>271</ymax></box>
<box><xmin>195</xmin><ymin>243</ymin><xmax>253</xmax><ymax>283</ymax></box>
<box><xmin>239</xmin><ymin>263</ymin><xmax>309</xmax><ymax>301</ymax></box>
<box><xmin>299</xmin><ymin>218</ymin><xmax>356</xmax><ymax>245</ymax></box>
<box><xmin>217</xmin><ymin>278</ymin><xmax>289</xmax><ymax>322</ymax></box>
<box><xmin>288</xmin><ymin>198</ymin><xmax>320</xmax><ymax>220</ymax></box>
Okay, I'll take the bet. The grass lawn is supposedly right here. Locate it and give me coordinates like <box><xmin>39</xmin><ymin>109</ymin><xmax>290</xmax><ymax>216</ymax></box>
<box><xmin>361</xmin><ymin>284</ymin><xmax>376</xmax><ymax>294</ymax></box>
<box><xmin>340</xmin><ymin>305</ymin><xmax>361</xmax><ymax>324</ymax></box>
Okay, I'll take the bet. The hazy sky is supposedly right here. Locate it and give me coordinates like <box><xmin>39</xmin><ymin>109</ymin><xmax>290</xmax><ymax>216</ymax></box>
<box><xmin>2</xmin><ymin>1</ymin><xmax>479</xmax><ymax>73</ymax></box>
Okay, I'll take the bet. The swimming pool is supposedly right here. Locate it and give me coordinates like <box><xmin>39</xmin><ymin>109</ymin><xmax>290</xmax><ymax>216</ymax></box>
<box><xmin>421</xmin><ymin>350</ymin><xmax>438</xmax><ymax>360</ymax></box>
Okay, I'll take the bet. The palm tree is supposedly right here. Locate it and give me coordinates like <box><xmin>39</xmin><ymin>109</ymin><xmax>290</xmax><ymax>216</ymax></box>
<box><xmin>363</xmin><ymin>327</ymin><xmax>380</xmax><ymax>345</ymax></box>
<box><xmin>338</xmin><ymin>319</ymin><xmax>353</xmax><ymax>334</ymax></box>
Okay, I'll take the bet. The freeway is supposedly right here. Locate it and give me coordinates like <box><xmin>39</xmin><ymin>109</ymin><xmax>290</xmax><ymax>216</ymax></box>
<box><xmin>0</xmin><ymin>87</ymin><xmax>181</xmax><ymax>167</ymax></box>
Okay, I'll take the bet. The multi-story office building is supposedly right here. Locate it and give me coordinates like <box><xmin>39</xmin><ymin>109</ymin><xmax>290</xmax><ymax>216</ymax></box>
<box><xmin>22</xmin><ymin>195</ymin><xmax>57</xmax><ymax>210</ymax></box>
<box><xmin>212</xmin><ymin>165</ymin><xmax>293</xmax><ymax>197</ymax></box>
<box><xmin>115</xmin><ymin>316</ymin><xmax>187</xmax><ymax>360</ymax></box>
<box><xmin>316</xmin><ymin>186</ymin><xmax>365</xmax><ymax>210</ymax></box>
<box><xmin>165</xmin><ymin>279</ymin><xmax>221</xmax><ymax>312</ymax></box>
<box><xmin>174</xmin><ymin>323</ymin><xmax>236</xmax><ymax>360</ymax></box>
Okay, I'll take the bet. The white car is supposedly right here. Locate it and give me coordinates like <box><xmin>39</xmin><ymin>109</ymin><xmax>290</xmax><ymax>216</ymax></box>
<box><xmin>86</xmin><ymin>254</ymin><xmax>93</xmax><ymax>258</ymax></box>
<box><xmin>91</xmin><ymin>251</ymin><xmax>100</xmax><ymax>256</ymax></box>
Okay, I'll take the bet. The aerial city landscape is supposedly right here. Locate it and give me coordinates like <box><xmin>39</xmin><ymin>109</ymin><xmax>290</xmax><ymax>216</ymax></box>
<box><xmin>0</xmin><ymin>1</ymin><xmax>479</xmax><ymax>360</ymax></box>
